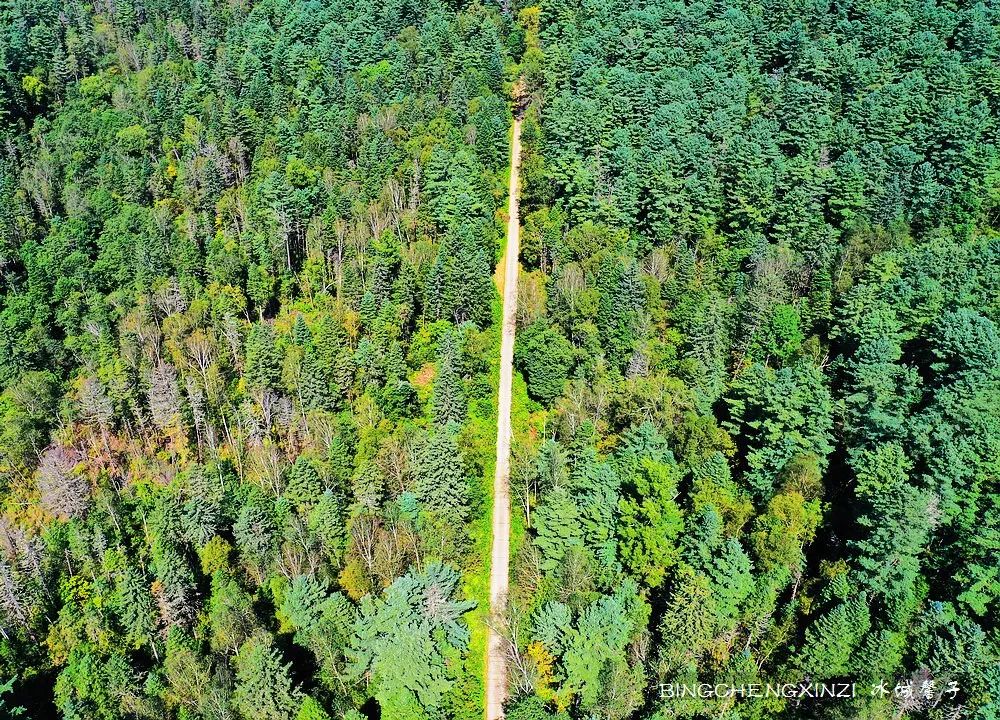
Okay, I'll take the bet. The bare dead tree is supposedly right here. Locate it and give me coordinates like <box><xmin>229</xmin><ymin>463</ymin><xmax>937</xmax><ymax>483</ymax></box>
<box><xmin>186</xmin><ymin>328</ymin><xmax>215</xmax><ymax>391</ymax></box>
<box><xmin>185</xmin><ymin>375</ymin><xmax>211</xmax><ymax>453</ymax></box>
<box><xmin>153</xmin><ymin>279</ymin><xmax>187</xmax><ymax>317</ymax></box>
<box><xmin>373</xmin><ymin>519</ymin><xmax>408</xmax><ymax>588</ymax></box>
<box><xmin>0</xmin><ymin>561</ymin><xmax>31</xmax><ymax>640</ymax></box>
<box><xmin>219</xmin><ymin>314</ymin><xmax>246</xmax><ymax>369</ymax></box>
<box><xmin>149</xmin><ymin>362</ymin><xmax>183</xmax><ymax>431</ymax></box>
<box><xmin>487</xmin><ymin>596</ymin><xmax>538</xmax><ymax>699</ymax></box>
<box><xmin>77</xmin><ymin>375</ymin><xmax>115</xmax><ymax>430</ymax></box>
<box><xmin>37</xmin><ymin>445</ymin><xmax>88</xmax><ymax>520</ymax></box>
<box><xmin>642</xmin><ymin>246</ymin><xmax>672</xmax><ymax>283</ymax></box>
<box><xmin>351</xmin><ymin>513</ymin><xmax>381</xmax><ymax>576</ymax></box>
<box><xmin>278</xmin><ymin>516</ymin><xmax>322</xmax><ymax>580</ymax></box>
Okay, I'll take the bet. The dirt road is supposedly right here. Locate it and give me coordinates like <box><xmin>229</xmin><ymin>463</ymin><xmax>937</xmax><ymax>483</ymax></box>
<box><xmin>486</xmin><ymin>117</ymin><xmax>521</xmax><ymax>720</ymax></box>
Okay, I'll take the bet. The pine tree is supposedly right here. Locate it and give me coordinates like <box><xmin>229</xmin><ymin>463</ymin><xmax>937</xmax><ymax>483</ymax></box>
<box><xmin>413</xmin><ymin>432</ymin><xmax>470</xmax><ymax>525</ymax></box>
<box><xmin>207</xmin><ymin>571</ymin><xmax>255</xmax><ymax>655</ymax></box>
<box><xmin>234</xmin><ymin>632</ymin><xmax>302</xmax><ymax>720</ymax></box>
<box><xmin>794</xmin><ymin>595</ymin><xmax>871</xmax><ymax>680</ymax></box>
<box><xmin>533</xmin><ymin>486</ymin><xmax>584</xmax><ymax>571</ymax></box>
<box><xmin>683</xmin><ymin>508</ymin><xmax>753</xmax><ymax>624</ymax></box>
<box><xmin>115</xmin><ymin>567</ymin><xmax>158</xmax><ymax>652</ymax></box>
<box><xmin>299</xmin><ymin>347</ymin><xmax>331</xmax><ymax>410</ymax></box>
<box><xmin>658</xmin><ymin>564</ymin><xmax>717</xmax><ymax>671</ymax></box>
<box><xmin>328</xmin><ymin>435</ymin><xmax>353</xmax><ymax>492</ymax></box>
<box><xmin>381</xmin><ymin>341</ymin><xmax>416</xmax><ymax>419</ymax></box>
<box><xmin>286</xmin><ymin>455</ymin><xmax>323</xmax><ymax>510</ymax></box>
<box><xmin>432</xmin><ymin>331</ymin><xmax>466</xmax><ymax>427</ymax></box>
<box><xmin>849</xmin><ymin>442</ymin><xmax>930</xmax><ymax>617</ymax></box>
<box><xmin>292</xmin><ymin>315</ymin><xmax>311</xmax><ymax>346</ymax></box>
<box><xmin>309</xmin><ymin>490</ymin><xmax>345</xmax><ymax>563</ymax></box>
<box><xmin>348</xmin><ymin>564</ymin><xmax>474</xmax><ymax>719</ymax></box>
<box><xmin>245</xmin><ymin>323</ymin><xmax>282</xmax><ymax>390</ymax></box>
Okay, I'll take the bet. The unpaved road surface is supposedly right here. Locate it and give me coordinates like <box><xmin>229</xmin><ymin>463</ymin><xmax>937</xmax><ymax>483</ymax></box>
<box><xmin>486</xmin><ymin>117</ymin><xmax>521</xmax><ymax>720</ymax></box>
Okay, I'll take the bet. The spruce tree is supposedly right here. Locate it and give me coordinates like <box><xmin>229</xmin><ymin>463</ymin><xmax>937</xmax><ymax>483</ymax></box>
<box><xmin>245</xmin><ymin>323</ymin><xmax>282</xmax><ymax>390</ymax></box>
<box><xmin>299</xmin><ymin>347</ymin><xmax>331</xmax><ymax>410</ymax></box>
<box><xmin>794</xmin><ymin>595</ymin><xmax>871</xmax><ymax>681</ymax></box>
<box><xmin>432</xmin><ymin>332</ymin><xmax>466</xmax><ymax>427</ymax></box>
<box><xmin>292</xmin><ymin>315</ymin><xmax>311</xmax><ymax>346</ymax></box>
<box><xmin>234</xmin><ymin>632</ymin><xmax>302</xmax><ymax>720</ymax></box>
<box><xmin>285</xmin><ymin>456</ymin><xmax>323</xmax><ymax>510</ymax></box>
<box><xmin>413</xmin><ymin>431</ymin><xmax>470</xmax><ymax>525</ymax></box>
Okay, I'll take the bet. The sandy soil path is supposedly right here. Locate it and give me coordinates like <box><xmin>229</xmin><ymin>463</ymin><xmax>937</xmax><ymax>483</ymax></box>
<box><xmin>486</xmin><ymin>116</ymin><xmax>521</xmax><ymax>720</ymax></box>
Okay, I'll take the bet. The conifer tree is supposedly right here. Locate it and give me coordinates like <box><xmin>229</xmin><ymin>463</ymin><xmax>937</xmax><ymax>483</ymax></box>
<box><xmin>234</xmin><ymin>631</ymin><xmax>302</xmax><ymax>720</ymax></box>
<box><xmin>432</xmin><ymin>331</ymin><xmax>466</xmax><ymax>427</ymax></box>
<box><xmin>794</xmin><ymin>595</ymin><xmax>871</xmax><ymax>681</ymax></box>
<box><xmin>413</xmin><ymin>431</ymin><xmax>470</xmax><ymax>526</ymax></box>
<box><xmin>245</xmin><ymin>323</ymin><xmax>283</xmax><ymax>391</ymax></box>
<box><xmin>292</xmin><ymin>315</ymin><xmax>311</xmax><ymax>346</ymax></box>
<box><xmin>299</xmin><ymin>347</ymin><xmax>331</xmax><ymax>410</ymax></box>
<box><xmin>286</xmin><ymin>456</ymin><xmax>323</xmax><ymax>510</ymax></box>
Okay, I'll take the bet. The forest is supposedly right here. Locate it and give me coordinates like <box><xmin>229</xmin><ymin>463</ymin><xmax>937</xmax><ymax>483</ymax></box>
<box><xmin>0</xmin><ymin>0</ymin><xmax>998</xmax><ymax>719</ymax></box>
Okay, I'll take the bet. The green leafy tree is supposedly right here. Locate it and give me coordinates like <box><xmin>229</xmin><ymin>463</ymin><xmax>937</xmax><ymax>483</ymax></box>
<box><xmin>515</xmin><ymin>322</ymin><xmax>574</xmax><ymax>404</ymax></box>
<box><xmin>617</xmin><ymin>457</ymin><xmax>683</xmax><ymax>588</ymax></box>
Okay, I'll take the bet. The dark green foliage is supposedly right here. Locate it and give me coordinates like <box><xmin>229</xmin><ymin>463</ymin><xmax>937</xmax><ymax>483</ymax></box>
<box><xmin>507</xmin><ymin>695</ymin><xmax>566</xmax><ymax>719</ymax></box>
<box><xmin>245</xmin><ymin>324</ymin><xmax>283</xmax><ymax>391</ymax></box>
<box><xmin>285</xmin><ymin>456</ymin><xmax>323</xmax><ymax>510</ymax></box>
<box><xmin>515</xmin><ymin>322</ymin><xmax>573</xmax><ymax>404</ymax></box>
<box><xmin>0</xmin><ymin>677</ymin><xmax>24</xmax><ymax>717</ymax></box>
<box><xmin>413</xmin><ymin>431</ymin><xmax>471</xmax><ymax>527</ymax></box>
<box><xmin>2</xmin><ymin>0</ymin><xmax>1000</xmax><ymax>718</ymax></box>
<box><xmin>724</xmin><ymin>362</ymin><xmax>834</xmax><ymax>500</ymax></box>
<box><xmin>794</xmin><ymin>595</ymin><xmax>872</xmax><ymax>681</ymax></box>
<box><xmin>234</xmin><ymin>632</ymin><xmax>301</xmax><ymax>720</ymax></box>
<box><xmin>433</xmin><ymin>330</ymin><xmax>467</xmax><ymax>427</ymax></box>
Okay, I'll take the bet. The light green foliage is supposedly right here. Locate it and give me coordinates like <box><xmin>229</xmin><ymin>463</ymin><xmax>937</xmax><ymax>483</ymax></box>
<box><xmin>559</xmin><ymin>582</ymin><xmax>647</xmax><ymax>715</ymax></box>
<box><xmin>617</xmin><ymin>456</ymin><xmax>683</xmax><ymax>588</ymax></box>
<box><xmin>507</xmin><ymin>695</ymin><xmax>569</xmax><ymax>719</ymax></box>
<box><xmin>849</xmin><ymin>443</ymin><xmax>930</xmax><ymax>609</ymax></box>
<box><xmin>245</xmin><ymin>324</ymin><xmax>283</xmax><ymax>391</ymax></box>
<box><xmin>208</xmin><ymin>571</ymin><xmax>256</xmax><ymax>655</ymax></box>
<box><xmin>281</xmin><ymin>575</ymin><xmax>354</xmax><ymax>684</ymax></box>
<box><xmin>794</xmin><ymin>596</ymin><xmax>871</xmax><ymax>681</ymax></box>
<box><xmin>295</xmin><ymin>696</ymin><xmax>332</xmax><ymax>720</ymax></box>
<box><xmin>533</xmin><ymin>486</ymin><xmax>584</xmax><ymax>572</ymax></box>
<box><xmin>657</xmin><ymin>565</ymin><xmax>717</xmax><ymax>673</ymax></box>
<box><xmin>683</xmin><ymin>509</ymin><xmax>754</xmax><ymax>627</ymax></box>
<box><xmin>348</xmin><ymin>563</ymin><xmax>474</xmax><ymax>719</ymax></box>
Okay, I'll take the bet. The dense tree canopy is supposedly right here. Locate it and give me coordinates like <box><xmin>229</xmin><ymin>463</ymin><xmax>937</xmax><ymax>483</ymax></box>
<box><xmin>1</xmin><ymin>0</ymin><xmax>999</xmax><ymax>719</ymax></box>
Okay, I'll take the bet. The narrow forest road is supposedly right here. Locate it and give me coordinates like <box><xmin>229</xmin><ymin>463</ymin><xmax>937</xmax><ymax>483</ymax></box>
<box><xmin>486</xmin><ymin>116</ymin><xmax>522</xmax><ymax>720</ymax></box>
